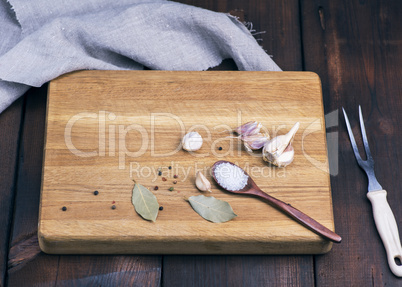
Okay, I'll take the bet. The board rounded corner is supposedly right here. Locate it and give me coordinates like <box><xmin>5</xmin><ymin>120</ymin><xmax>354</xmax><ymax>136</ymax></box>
<box><xmin>37</xmin><ymin>225</ymin><xmax>56</xmax><ymax>254</ymax></box>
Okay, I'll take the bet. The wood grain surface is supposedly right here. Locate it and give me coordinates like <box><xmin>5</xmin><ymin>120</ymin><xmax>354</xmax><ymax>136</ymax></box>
<box><xmin>302</xmin><ymin>0</ymin><xmax>402</xmax><ymax>286</ymax></box>
<box><xmin>39</xmin><ymin>71</ymin><xmax>334</xmax><ymax>254</ymax></box>
<box><xmin>0</xmin><ymin>98</ymin><xmax>23</xmax><ymax>287</ymax></box>
<box><xmin>2</xmin><ymin>0</ymin><xmax>401</xmax><ymax>286</ymax></box>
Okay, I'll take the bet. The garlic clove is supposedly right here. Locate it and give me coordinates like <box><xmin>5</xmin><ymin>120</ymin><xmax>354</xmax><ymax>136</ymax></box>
<box><xmin>266</xmin><ymin>143</ymin><xmax>295</xmax><ymax>167</ymax></box>
<box><xmin>242</xmin><ymin>133</ymin><xmax>270</xmax><ymax>151</ymax></box>
<box><xmin>234</xmin><ymin>121</ymin><xmax>262</xmax><ymax>137</ymax></box>
<box><xmin>262</xmin><ymin>122</ymin><xmax>299</xmax><ymax>167</ymax></box>
<box><xmin>195</xmin><ymin>171</ymin><xmax>212</xmax><ymax>192</ymax></box>
<box><xmin>182</xmin><ymin>132</ymin><xmax>203</xmax><ymax>151</ymax></box>
<box><xmin>283</xmin><ymin>122</ymin><xmax>300</xmax><ymax>148</ymax></box>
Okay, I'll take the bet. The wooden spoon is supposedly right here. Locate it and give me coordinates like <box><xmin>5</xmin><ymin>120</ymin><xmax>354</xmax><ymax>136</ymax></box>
<box><xmin>211</xmin><ymin>160</ymin><xmax>342</xmax><ymax>243</ymax></box>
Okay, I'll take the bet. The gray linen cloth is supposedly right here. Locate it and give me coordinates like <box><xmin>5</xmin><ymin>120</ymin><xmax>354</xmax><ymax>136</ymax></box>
<box><xmin>0</xmin><ymin>0</ymin><xmax>281</xmax><ymax>114</ymax></box>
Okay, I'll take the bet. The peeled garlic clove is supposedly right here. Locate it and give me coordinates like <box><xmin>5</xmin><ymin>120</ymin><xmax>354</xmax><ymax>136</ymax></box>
<box><xmin>195</xmin><ymin>171</ymin><xmax>212</xmax><ymax>192</ymax></box>
<box><xmin>242</xmin><ymin>133</ymin><xmax>270</xmax><ymax>151</ymax></box>
<box><xmin>234</xmin><ymin>121</ymin><xmax>262</xmax><ymax>136</ymax></box>
<box><xmin>182</xmin><ymin>132</ymin><xmax>203</xmax><ymax>151</ymax></box>
<box><xmin>263</xmin><ymin>122</ymin><xmax>300</xmax><ymax>167</ymax></box>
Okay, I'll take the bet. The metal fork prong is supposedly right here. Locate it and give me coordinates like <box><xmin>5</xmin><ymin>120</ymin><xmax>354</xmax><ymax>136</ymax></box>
<box><xmin>342</xmin><ymin>108</ymin><xmax>363</xmax><ymax>165</ymax></box>
<box><xmin>358</xmin><ymin>105</ymin><xmax>373</xmax><ymax>161</ymax></box>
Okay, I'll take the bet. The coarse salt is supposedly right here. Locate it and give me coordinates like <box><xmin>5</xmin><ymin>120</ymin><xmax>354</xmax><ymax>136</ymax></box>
<box><xmin>214</xmin><ymin>162</ymin><xmax>248</xmax><ymax>191</ymax></box>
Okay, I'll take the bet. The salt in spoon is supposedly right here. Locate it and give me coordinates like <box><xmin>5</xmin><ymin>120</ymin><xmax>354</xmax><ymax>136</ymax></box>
<box><xmin>211</xmin><ymin>160</ymin><xmax>342</xmax><ymax>243</ymax></box>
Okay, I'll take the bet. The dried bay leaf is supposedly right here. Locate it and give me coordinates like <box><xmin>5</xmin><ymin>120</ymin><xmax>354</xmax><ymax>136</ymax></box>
<box><xmin>132</xmin><ymin>183</ymin><xmax>159</xmax><ymax>222</ymax></box>
<box><xmin>188</xmin><ymin>195</ymin><xmax>237</xmax><ymax>223</ymax></box>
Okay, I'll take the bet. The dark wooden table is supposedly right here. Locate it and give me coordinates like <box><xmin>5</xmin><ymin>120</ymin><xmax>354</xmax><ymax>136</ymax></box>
<box><xmin>1</xmin><ymin>0</ymin><xmax>401</xmax><ymax>286</ymax></box>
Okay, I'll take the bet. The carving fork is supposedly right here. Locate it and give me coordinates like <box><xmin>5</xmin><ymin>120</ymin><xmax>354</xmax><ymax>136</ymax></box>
<box><xmin>343</xmin><ymin>106</ymin><xmax>402</xmax><ymax>277</ymax></box>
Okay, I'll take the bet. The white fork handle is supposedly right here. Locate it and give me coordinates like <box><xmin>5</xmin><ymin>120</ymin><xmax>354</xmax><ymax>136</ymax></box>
<box><xmin>367</xmin><ymin>190</ymin><xmax>402</xmax><ymax>277</ymax></box>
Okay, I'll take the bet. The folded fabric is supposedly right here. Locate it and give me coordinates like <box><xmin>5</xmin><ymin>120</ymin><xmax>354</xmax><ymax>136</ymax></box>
<box><xmin>0</xmin><ymin>0</ymin><xmax>281</xmax><ymax>114</ymax></box>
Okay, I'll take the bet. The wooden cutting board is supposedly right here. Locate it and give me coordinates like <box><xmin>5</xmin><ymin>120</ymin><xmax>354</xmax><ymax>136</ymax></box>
<box><xmin>39</xmin><ymin>71</ymin><xmax>336</xmax><ymax>254</ymax></box>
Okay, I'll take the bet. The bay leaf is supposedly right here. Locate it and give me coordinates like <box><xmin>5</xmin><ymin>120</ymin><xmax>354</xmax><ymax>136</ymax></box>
<box><xmin>132</xmin><ymin>183</ymin><xmax>159</xmax><ymax>222</ymax></box>
<box><xmin>188</xmin><ymin>195</ymin><xmax>237</xmax><ymax>223</ymax></box>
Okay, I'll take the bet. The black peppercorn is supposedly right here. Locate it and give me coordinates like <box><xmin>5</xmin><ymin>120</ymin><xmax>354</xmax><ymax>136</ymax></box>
<box><xmin>168</xmin><ymin>166</ymin><xmax>172</xmax><ymax>170</ymax></box>
<box><xmin>158</xmin><ymin>171</ymin><xmax>162</xmax><ymax>176</ymax></box>
<box><xmin>62</xmin><ymin>206</ymin><xmax>67</xmax><ymax>211</ymax></box>
<box><xmin>154</xmin><ymin>186</ymin><xmax>159</xmax><ymax>190</ymax></box>
<box><xmin>159</xmin><ymin>206</ymin><xmax>163</xmax><ymax>211</ymax></box>
<box><xmin>111</xmin><ymin>205</ymin><xmax>116</xmax><ymax>210</ymax></box>
<box><xmin>218</xmin><ymin>147</ymin><xmax>223</xmax><ymax>150</ymax></box>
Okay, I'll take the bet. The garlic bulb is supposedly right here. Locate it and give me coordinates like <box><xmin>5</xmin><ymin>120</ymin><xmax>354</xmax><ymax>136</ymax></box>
<box><xmin>182</xmin><ymin>132</ymin><xmax>203</xmax><ymax>151</ymax></box>
<box><xmin>195</xmin><ymin>171</ymin><xmax>212</xmax><ymax>192</ymax></box>
<box><xmin>234</xmin><ymin>121</ymin><xmax>262</xmax><ymax>137</ymax></box>
<box><xmin>242</xmin><ymin>133</ymin><xmax>270</xmax><ymax>152</ymax></box>
<box><xmin>262</xmin><ymin>122</ymin><xmax>300</xmax><ymax>167</ymax></box>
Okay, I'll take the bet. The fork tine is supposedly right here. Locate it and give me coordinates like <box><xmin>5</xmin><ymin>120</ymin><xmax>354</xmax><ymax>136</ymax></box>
<box><xmin>358</xmin><ymin>105</ymin><xmax>373</xmax><ymax>161</ymax></box>
<box><xmin>342</xmin><ymin>108</ymin><xmax>363</xmax><ymax>163</ymax></box>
